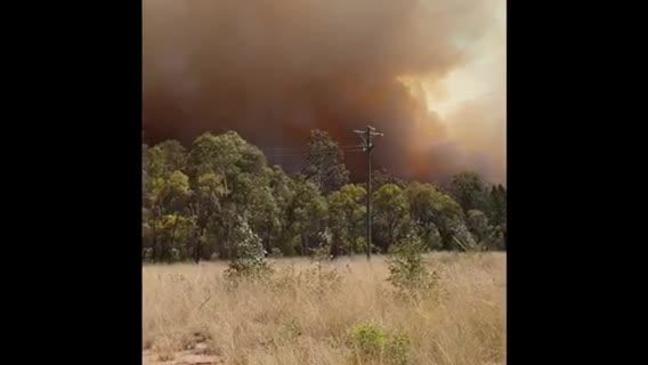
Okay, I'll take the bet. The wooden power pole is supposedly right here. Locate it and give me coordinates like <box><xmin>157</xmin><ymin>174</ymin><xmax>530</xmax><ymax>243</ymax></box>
<box><xmin>354</xmin><ymin>125</ymin><xmax>384</xmax><ymax>260</ymax></box>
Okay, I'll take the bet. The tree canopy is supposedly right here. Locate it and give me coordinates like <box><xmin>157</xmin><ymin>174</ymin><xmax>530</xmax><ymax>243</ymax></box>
<box><xmin>143</xmin><ymin>130</ymin><xmax>506</xmax><ymax>262</ymax></box>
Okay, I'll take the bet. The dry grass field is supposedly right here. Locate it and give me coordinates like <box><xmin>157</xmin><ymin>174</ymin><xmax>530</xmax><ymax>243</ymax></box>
<box><xmin>143</xmin><ymin>252</ymin><xmax>506</xmax><ymax>365</ymax></box>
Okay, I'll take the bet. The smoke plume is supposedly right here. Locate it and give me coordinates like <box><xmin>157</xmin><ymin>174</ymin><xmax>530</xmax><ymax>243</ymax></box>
<box><xmin>144</xmin><ymin>0</ymin><xmax>506</xmax><ymax>184</ymax></box>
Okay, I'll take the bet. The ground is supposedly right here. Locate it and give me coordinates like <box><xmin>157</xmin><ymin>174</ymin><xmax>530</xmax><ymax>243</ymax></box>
<box><xmin>143</xmin><ymin>252</ymin><xmax>506</xmax><ymax>365</ymax></box>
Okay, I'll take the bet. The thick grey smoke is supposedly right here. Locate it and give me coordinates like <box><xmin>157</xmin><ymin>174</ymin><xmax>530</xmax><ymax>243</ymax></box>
<box><xmin>144</xmin><ymin>0</ymin><xmax>505</xmax><ymax>183</ymax></box>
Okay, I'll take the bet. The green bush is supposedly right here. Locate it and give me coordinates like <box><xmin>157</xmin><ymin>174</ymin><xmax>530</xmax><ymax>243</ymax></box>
<box><xmin>386</xmin><ymin>333</ymin><xmax>411</xmax><ymax>365</ymax></box>
<box><xmin>349</xmin><ymin>322</ymin><xmax>411</xmax><ymax>365</ymax></box>
<box><xmin>386</xmin><ymin>234</ymin><xmax>438</xmax><ymax>299</ymax></box>
<box><xmin>224</xmin><ymin>218</ymin><xmax>272</xmax><ymax>281</ymax></box>
<box><xmin>351</xmin><ymin>323</ymin><xmax>388</xmax><ymax>359</ymax></box>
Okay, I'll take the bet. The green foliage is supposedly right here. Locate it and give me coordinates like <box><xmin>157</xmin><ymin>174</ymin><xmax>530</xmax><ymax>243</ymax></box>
<box><xmin>449</xmin><ymin>171</ymin><xmax>490</xmax><ymax>213</ymax></box>
<box><xmin>310</xmin><ymin>235</ymin><xmax>333</xmax><ymax>261</ymax></box>
<box><xmin>373</xmin><ymin>168</ymin><xmax>407</xmax><ymax>190</ymax></box>
<box><xmin>188</xmin><ymin>172</ymin><xmax>226</xmax><ymax>260</ymax></box>
<box><xmin>303</xmin><ymin>129</ymin><xmax>350</xmax><ymax>194</ymax></box>
<box><xmin>351</xmin><ymin>323</ymin><xmax>388</xmax><ymax>359</ymax></box>
<box><xmin>448</xmin><ymin>172</ymin><xmax>507</xmax><ymax>250</ymax></box>
<box><xmin>146</xmin><ymin>140</ymin><xmax>187</xmax><ymax>181</ymax></box>
<box><xmin>327</xmin><ymin>184</ymin><xmax>366</xmax><ymax>256</ymax></box>
<box><xmin>246</xmin><ymin>172</ymin><xmax>282</xmax><ymax>253</ymax></box>
<box><xmin>146</xmin><ymin>213</ymin><xmax>196</xmax><ymax>262</ymax></box>
<box><xmin>224</xmin><ymin>218</ymin><xmax>272</xmax><ymax>280</ymax></box>
<box><xmin>284</xmin><ymin>177</ymin><xmax>329</xmax><ymax>255</ymax></box>
<box><xmin>386</xmin><ymin>333</ymin><xmax>411</xmax><ymax>365</ymax></box>
<box><xmin>405</xmin><ymin>182</ymin><xmax>462</xmax><ymax>250</ymax></box>
<box><xmin>149</xmin><ymin>170</ymin><xmax>192</xmax><ymax>215</ymax></box>
<box><xmin>268</xmin><ymin>166</ymin><xmax>299</xmax><ymax>256</ymax></box>
<box><xmin>466</xmin><ymin>209</ymin><xmax>503</xmax><ymax>250</ymax></box>
<box><xmin>373</xmin><ymin>184</ymin><xmax>411</xmax><ymax>253</ymax></box>
<box><xmin>197</xmin><ymin>173</ymin><xmax>227</xmax><ymax>197</ymax></box>
<box><xmin>187</xmin><ymin>131</ymin><xmax>265</xmax><ymax>183</ymax></box>
<box><xmin>350</xmin><ymin>323</ymin><xmax>411</xmax><ymax>365</ymax></box>
<box><xmin>488</xmin><ymin>184</ymin><xmax>507</xmax><ymax>227</ymax></box>
<box><xmin>488</xmin><ymin>184</ymin><xmax>507</xmax><ymax>250</ymax></box>
<box><xmin>387</xmin><ymin>234</ymin><xmax>438</xmax><ymax>298</ymax></box>
<box><xmin>186</xmin><ymin>132</ymin><xmax>271</xmax><ymax>260</ymax></box>
<box><xmin>447</xmin><ymin>217</ymin><xmax>480</xmax><ymax>251</ymax></box>
<box><xmin>142</xmin><ymin>130</ymin><xmax>506</xmax><ymax>263</ymax></box>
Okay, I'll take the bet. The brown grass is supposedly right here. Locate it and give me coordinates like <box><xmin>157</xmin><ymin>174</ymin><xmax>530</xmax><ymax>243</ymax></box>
<box><xmin>143</xmin><ymin>252</ymin><xmax>506</xmax><ymax>365</ymax></box>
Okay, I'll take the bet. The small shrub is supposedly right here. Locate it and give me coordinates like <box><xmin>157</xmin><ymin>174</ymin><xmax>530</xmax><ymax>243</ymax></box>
<box><xmin>350</xmin><ymin>323</ymin><xmax>388</xmax><ymax>359</ymax></box>
<box><xmin>386</xmin><ymin>332</ymin><xmax>411</xmax><ymax>365</ymax></box>
<box><xmin>387</xmin><ymin>234</ymin><xmax>438</xmax><ymax>300</ymax></box>
<box><xmin>350</xmin><ymin>323</ymin><xmax>411</xmax><ymax>365</ymax></box>
<box><xmin>224</xmin><ymin>218</ymin><xmax>272</xmax><ymax>282</ymax></box>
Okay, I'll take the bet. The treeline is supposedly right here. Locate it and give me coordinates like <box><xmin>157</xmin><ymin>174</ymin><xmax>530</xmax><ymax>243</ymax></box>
<box><xmin>142</xmin><ymin>130</ymin><xmax>506</xmax><ymax>262</ymax></box>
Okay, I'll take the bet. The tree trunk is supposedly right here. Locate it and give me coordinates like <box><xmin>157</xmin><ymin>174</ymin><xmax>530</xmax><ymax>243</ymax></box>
<box><xmin>330</xmin><ymin>236</ymin><xmax>339</xmax><ymax>259</ymax></box>
<box><xmin>193</xmin><ymin>229</ymin><xmax>202</xmax><ymax>263</ymax></box>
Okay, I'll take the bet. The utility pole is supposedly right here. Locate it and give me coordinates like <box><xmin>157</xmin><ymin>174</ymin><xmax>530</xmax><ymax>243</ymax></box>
<box><xmin>354</xmin><ymin>125</ymin><xmax>384</xmax><ymax>260</ymax></box>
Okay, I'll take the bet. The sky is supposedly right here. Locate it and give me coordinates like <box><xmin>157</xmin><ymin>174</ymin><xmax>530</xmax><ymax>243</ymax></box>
<box><xmin>143</xmin><ymin>0</ymin><xmax>506</xmax><ymax>185</ymax></box>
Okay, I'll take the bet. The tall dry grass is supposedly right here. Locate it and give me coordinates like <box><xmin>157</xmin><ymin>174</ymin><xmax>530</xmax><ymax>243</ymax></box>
<box><xmin>143</xmin><ymin>252</ymin><xmax>506</xmax><ymax>365</ymax></box>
